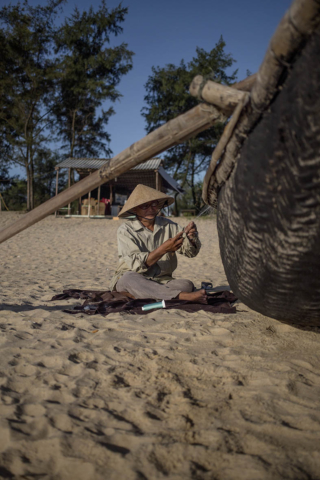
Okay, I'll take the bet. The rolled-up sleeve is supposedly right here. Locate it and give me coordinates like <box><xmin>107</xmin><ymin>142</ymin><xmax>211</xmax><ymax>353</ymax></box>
<box><xmin>179</xmin><ymin>234</ymin><xmax>201</xmax><ymax>257</ymax></box>
<box><xmin>117</xmin><ymin>228</ymin><xmax>149</xmax><ymax>273</ymax></box>
<box><xmin>170</xmin><ymin>223</ymin><xmax>201</xmax><ymax>258</ymax></box>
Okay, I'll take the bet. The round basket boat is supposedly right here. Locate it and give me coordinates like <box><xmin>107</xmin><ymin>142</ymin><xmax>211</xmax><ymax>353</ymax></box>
<box><xmin>202</xmin><ymin>0</ymin><xmax>320</xmax><ymax>325</ymax></box>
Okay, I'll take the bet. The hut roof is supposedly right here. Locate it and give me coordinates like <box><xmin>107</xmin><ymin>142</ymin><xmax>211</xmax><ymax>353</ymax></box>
<box><xmin>55</xmin><ymin>157</ymin><xmax>184</xmax><ymax>194</ymax></box>
<box><xmin>55</xmin><ymin>158</ymin><xmax>162</xmax><ymax>171</ymax></box>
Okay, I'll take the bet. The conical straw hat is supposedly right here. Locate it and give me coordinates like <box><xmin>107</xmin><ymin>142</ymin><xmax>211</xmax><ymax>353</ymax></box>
<box><xmin>118</xmin><ymin>184</ymin><xmax>174</xmax><ymax>218</ymax></box>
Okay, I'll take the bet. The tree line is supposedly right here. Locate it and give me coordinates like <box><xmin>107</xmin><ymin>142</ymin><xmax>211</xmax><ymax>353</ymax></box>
<box><xmin>0</xmin><ymin>0</ymin><xmax>237</xmax><ymax>213</ymax></box>
<box><xmin>0</xmin><ymin>0</ymin><xmax>133</xmax><ymax>211</ymax></box>
<box><xmin>142</xmin><ymin>38</ymin><xmax>237</xmax><ymax>211</ymax></box>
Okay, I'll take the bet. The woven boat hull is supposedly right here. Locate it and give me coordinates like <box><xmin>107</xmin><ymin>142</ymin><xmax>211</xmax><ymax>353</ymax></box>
<box><xmin>217</xmin><ymin>26</ymin><xmax>320</xmax><ymax>325</ymax></box>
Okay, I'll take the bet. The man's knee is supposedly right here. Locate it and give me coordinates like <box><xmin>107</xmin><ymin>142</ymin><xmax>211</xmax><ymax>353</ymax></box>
<box><xmin>122</xmin><ymin>271</ymin><xmax>141</xmax><ymax>280</ymax></box>
<box><xmin>182</xmin><ymin>280</ymin><xmax>194</xmax><ymax>292</ymax></box>
<box><xmin>116</xmin><ymin>271</ymin><xmax>141</xmax><ymax>291</ymax></box>
<box><xmin>171</xmin><ymin>279</ymin><xmax>194</xmax><ymax>292</ymax></box>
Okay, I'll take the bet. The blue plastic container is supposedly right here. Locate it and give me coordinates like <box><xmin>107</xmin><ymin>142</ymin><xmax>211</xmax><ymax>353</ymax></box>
<box><xmin>142</xmin><ymin>300</ymin><xmax>166</xmax><ymax>311</ymax></box>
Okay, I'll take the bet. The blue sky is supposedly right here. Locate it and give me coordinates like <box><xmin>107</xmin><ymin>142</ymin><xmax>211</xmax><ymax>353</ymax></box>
<box><xmin>3</xmin><ymin>0</ymin><xmax>292</xmax><ymax>176</ymax></box>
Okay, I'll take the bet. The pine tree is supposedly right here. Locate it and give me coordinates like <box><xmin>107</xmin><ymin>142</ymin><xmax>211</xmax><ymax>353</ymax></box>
<box><xmin>142</xmin><ymin>37</ymin><xmax>237</xmax><ymax>211</ymax></box>
<box><xmin>0</xmin><ymin>0</ymin><xmax>133</xmax><ymax>210</ymax></box>
<box><xmin>53</xmin><ymin>1</ymin><xmax>134</xmax><ymax>158</ymax></box>
<box><xmin>0</xmin><ymin>0</ymin><xmax>63</xmax><ymax>210</ymax></box>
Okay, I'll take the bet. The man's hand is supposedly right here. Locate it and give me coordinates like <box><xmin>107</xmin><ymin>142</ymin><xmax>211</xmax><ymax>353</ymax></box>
<box><xmin>184</xmin><ymin>221</ymin><xmax>198</xmax><ymax>243</ymax></box>
<box><xmin>161</xmin><ymin>231</ymin><xmax>184</xmax><ymax>253</ymax></box>
<box><xmin>145</xmin><ymin>231</ymin><xmax>184</xmax><ymax>267</ymax></box>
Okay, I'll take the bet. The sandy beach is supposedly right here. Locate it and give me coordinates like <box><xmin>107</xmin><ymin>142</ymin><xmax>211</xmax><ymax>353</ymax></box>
<box><xmin>0</xmin><ymin>211</ymin><xmax>319</xmax><ymax>480</ymax></box>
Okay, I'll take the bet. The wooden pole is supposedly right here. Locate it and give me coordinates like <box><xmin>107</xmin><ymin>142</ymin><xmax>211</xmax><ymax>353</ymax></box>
<box><xmin>189</xmin><ymin>76</ymin><xmax>252</xmax><ymax>114</ymax></box>
<box><xmin>110</xmin><ymin>184</ymin><xmax>113</xmax><ymax>216</ymax></box>
<box><xmin>109</xmin><ymin>184</ymin><xmax>113</xmax><ymax>205</ymax></box>
<box><xmin>97</xmin><ymin>185</ymin><xmax>101</xmax><ymax>215</ymax></box>
<box><xmin>88</xmin><ymin>190</ymin><xmax>91</xmax><ymax>218</ymax></box>
<box><xmin>55</xmin><ymin>169</ymin><xmax>59</xmax><ymax>217</ymax></box>
<box><xmin>232</xmin><ymin>73</ymin><xmax>257</xmax><ymax>92</ymax></box>
<box><xmin>68</xmin><ymin>168</ymin><xmax>71</xmax><ymax>216</ymax></box>
<box><xmin>202</xmin><ymin>96</ymin><xmax>249</xmax><ymax>204</ymax></box>
<box><xmin>0</xmin><ymin>102</ymin><xmax>225</xmax><ymax>245</ymax></box>
<box><xmin>202</xmin><ymin>0</ymin><xmax>320</xmax><ymax>208</ymax></box>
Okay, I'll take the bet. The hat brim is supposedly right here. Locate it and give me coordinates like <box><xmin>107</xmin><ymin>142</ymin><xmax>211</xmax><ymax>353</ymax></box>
<box><xmin>118</xmin><ymin>195</ymin><xmax>175</xmax><ymax>218</ymax></box>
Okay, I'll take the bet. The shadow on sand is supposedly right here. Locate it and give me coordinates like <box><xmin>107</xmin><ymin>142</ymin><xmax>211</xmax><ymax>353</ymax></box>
<box><xmin>0</xmin><ymin>303</ymin><xmax>78</xmax><ymax>314</ymax></box>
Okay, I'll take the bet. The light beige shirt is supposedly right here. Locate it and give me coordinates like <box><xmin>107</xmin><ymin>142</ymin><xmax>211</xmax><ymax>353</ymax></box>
<box><xmin>110</xmin><ymin>216</ymin><xmax>201</xmax><ymax>290</ymax></box>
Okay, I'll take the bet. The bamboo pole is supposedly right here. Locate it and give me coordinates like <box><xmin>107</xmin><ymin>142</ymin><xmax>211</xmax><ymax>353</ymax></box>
<box><xmin>251</xmin><ymin>0</ymin><xmax>320</xmax><ymax>111</ymax></box>
<box><xmin>231</xmin><ymin>74</ymin><xmax>257</xmax><ymax>92</ymax></box>
<box><xmin>0</xmin><ymin>103</ymin><xmax>224</xmax><ymax>245</ymax></box>
<box><xmin>202</xmin><ymin>95</ymin><xmax>249</xmax><ymax>204</ymax></box>
<box><xmin>189</xmin><ymin>76</ymin><xmax>250</xmax><ymax>113</ymax></box>
<box><xmin>203</xmin><ymin>0</ymin><xmax>320</xmax><ymax>207</ymax></box>
<box><xmin>189</xmin><ymin>74</ymin><xmax>256</xmax><ymax>113</ymax></box>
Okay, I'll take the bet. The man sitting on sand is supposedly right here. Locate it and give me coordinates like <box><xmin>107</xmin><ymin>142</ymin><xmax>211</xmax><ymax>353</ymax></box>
<box><xmin>110</xmin><ymin>184</ymin><xmax>207</xmax><ymax>303</ymax></box>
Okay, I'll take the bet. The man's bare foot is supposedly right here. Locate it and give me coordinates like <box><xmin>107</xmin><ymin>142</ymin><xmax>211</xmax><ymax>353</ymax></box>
<box><xmin>178</xmin><ymin>289</ymin><xmax>207</xmax><ymax>304</ymax></box>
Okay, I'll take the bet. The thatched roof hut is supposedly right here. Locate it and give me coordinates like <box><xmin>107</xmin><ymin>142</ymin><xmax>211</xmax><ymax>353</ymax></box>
<box><xmin>54</xmin><ymin>158</ymin><xmax>184</xmax><ymax>217</ymax></box>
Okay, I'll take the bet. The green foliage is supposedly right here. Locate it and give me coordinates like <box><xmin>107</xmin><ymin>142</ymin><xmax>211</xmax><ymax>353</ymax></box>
<box><xmin>0</xmin><ymin>147</ymin><xmax>15</xmax><ymax>209</ymax></box>
<box><xmin>0</xmin><ymin>157</ymin><xmax>10</xmax><ymax>184</ymax></box>
<box><xmin>1</xmin><ymin>149</ymin><xmax>66</xmax><ymax>210</ymax></box>
<box><xmin>33</xmin><ymin>149</ymin><xmax>66</xmax><ymax>203</ymax></box>
<box><xmin>53</xmin><ymin>1</ymin><xmax>134</xmax><ymax>157</ymax></box>
<box><xmin>1</xmin><ymin>178</ymin><xmax>27</xmax><ymax>211</ymax></box>
<box><xmin>0</xmin><ymin>0</ymin><xmax>133</xmax><ymax>210</ymax></box>
<box><xmin>178</xmin><ymin>181</ymin><xmax>203</xmax><ymax>211</ymax></box>
<box><xmin>142</xmin><ymin>37</ymin><xmax>237</xmax><ymax>212</ymax></box>
<box><xmin>0</xmin><ymin>0</ymin><xmax>63</xmax><ymax>210</ymax></box>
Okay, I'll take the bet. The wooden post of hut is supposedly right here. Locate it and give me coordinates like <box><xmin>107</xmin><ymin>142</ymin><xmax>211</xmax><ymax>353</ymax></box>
<box><xmin>55</xmin><ymin>168</ymin><xmax>59</xmax><ymax>217</ymax></box>
<box><xmin>97</xmin><ymin>185</ymin><xmax>101</xmax><ymax>215</ymax></box>
<box><xmin>88</xmin><ymin>190</ymin><xmax>91</xmax><ymax>218</ymax></box>
<box><xmin>67</xmin><ymin>168</ymin><xmax>71</xmax><ymax>216</ymax></box>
